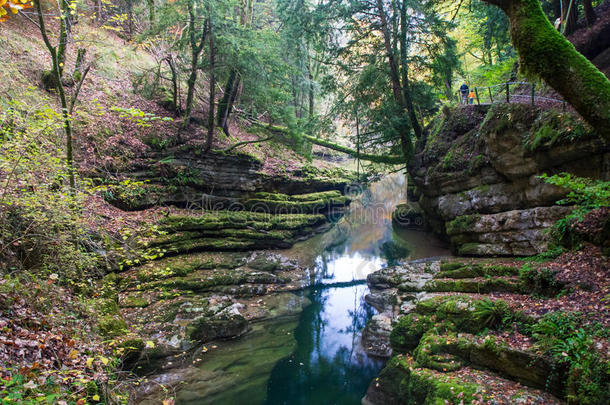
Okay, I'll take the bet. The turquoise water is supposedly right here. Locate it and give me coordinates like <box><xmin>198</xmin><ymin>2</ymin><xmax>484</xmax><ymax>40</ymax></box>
<box><xmin>175</xmin><ymin>173</ymin><xmax>448</xmax><ymax>404</ymax></box>
<box><xmin>263</xmin><ymin>284</ymin><xmax>383</xmax><ymax>405</ymax></box>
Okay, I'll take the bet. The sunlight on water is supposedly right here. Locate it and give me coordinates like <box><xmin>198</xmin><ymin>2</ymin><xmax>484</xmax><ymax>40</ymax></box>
<box><xmin>175</xmin><ymin>173</ymin><xmax>449</xmax><ymax>405</ymax></box>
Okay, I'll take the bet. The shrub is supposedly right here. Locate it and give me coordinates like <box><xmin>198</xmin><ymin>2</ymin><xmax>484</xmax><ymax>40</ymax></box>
<box><xmin>0</xmin><ymin>97</ymin><xmax>100</xmax><ymax>285</ymax></box>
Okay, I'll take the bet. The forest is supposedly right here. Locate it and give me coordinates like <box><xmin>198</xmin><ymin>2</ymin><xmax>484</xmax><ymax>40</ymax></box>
<box><xmin>0</xmin><ymin>0</ymin><xmax>609</xmax><ymax>404</ymax></box>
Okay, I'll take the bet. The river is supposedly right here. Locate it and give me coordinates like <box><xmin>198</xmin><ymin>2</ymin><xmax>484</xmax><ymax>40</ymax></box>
<box><xmin>173</xmin><ymin>172</ymin><xmax>449</xmax><ymax>404</ymax></box>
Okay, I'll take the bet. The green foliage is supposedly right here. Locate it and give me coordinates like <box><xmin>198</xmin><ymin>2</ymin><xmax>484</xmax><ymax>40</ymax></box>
<box><xmin>0</xmin><ymin>371</ymin><xmax>102</xmax><ymax>405</ymax></box>
<box><xmin>520</xmin><ymin>244</ymin><xmax>565</xmax><ymax>263</ymax></box>
<box><xmin>472</xmin><ymin>299</ymin><xmax>510</xmax><ymax>330</ymax></box>
<box><xmin>541</xmin><ymin>173</ymin><xmax>610</xmax><ymax>248</ymax></box>
<box><xmin>525</xmin><ymin>112</ymin><xmax>594</xmax><ymax>151</ymax></box>
<box><xmin>111</xmin><ymin>106</ymin><xmax>173</xmax><ymax>128</ymax></box>
<box><xmin>445</xmin><ymin>214</ymin><xmax>479</xmax><ymax>235</ymax></box>
<box><xmin>541</xmin><ymin>173</ymin><xmax>610</xmax><ymax>209</ymax></box>
<box><xmin>0</xmin><ymin>97</ymin><xmax>99</xmax><ymax>283</ymax></box>
<box><xmin>532</xmin><ymin>312</ymin><xmax>610</xmax><ymax>404</ymax></box>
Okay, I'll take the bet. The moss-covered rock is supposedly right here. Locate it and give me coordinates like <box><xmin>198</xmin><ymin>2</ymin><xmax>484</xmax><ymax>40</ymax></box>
<box><xmin>422</xmin><ymin>277</ymin><xmax>523</xmax><ymax>294</ymax></box>
<box><xmin>390</xmin><ymin>313</ymin><xmax>435</xmax><ymax>353</ymax></box>
<box><xmin>187</xmin><ymin>313</ymin><xmax>249</xmax><ymax>343</ymax></box>
<box><xmin>435</xmin><ymin>264</ymin><xmax>520</xmax><ymax>279</ymax></box>
<box><xmin>392</xmin><ymin>202</ymin><xmax>425</xmax><ymax>229</ymax></box>
<box><xmin>98</xmin><ymin>315</ymin><xmax>129</xmax><ymax>338</ymax></box>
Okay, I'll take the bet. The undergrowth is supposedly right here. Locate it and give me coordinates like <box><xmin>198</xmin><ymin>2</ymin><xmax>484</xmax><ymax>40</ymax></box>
<box><xmin>541</xmin><ymin>173</ymin><xmax>610</xmax><ymax>249</ymax></box>
<box><xmin>532</xmin><ymin>312</ymin><xmax>609</xmax><ymax>404</ymax></box>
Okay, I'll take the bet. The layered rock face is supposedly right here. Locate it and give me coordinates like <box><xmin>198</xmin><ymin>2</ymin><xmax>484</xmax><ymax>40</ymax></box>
<box><xmin>361</xmin><ymin>258</ymin><xmax>609</xmax><ymax>405</ymax></box>
<box><xmin>94</xmin><ymin>147</ymin><xmax>357</xmax><ymax>381</ymax></box>
<box><xmin>408</xmin><ymin>104</ymin><xmax>609</xmax><ymax>256</ymax></box>
<box><xmin>100</xmin><ymin>147</ymin><xmax>355</xmax><ymax>211</ymax></box>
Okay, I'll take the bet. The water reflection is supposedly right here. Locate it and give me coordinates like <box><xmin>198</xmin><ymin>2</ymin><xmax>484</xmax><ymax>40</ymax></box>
<box><xmin>175</xmin><ymin>173</ymin><xmax>448</xmax><ymax>405</ymax></box>
<box><xmin>264</xmin><ymin>285</ymin><xmax>383</xmax><ymax>405</ymax></box>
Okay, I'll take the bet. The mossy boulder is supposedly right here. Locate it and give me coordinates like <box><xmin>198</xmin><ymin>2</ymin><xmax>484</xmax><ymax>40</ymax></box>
<box><xmin>241</xmin><ymin>190</ymin><xmax>350</xmax><ymax>215</ymax></box>
<box><xmin>390</xmin><ymin>313</ymin><xmax>435</xmax><ymax>352</ymax></box>
<box><xmin>98</xmin><ymin>315</ymin><xmax>129</xmax><ymax>338</ymax></box>
<box><xmin>363</xmin><ymin>355</ymin><xmax>480</xmax><ymax>405</ymax></box>
<box><xmin>422</xmin><ymin>277</ymin><xmax>523</xmax><ymax>294</ymax></box>
<box><xmin>187</xmin><ymin>313</ymin><xmax>249</xmax><ymax>343</ymax></box>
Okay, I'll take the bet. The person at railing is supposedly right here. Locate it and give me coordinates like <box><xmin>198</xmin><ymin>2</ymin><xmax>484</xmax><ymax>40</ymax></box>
<box><xmin>469</xmin><ymin>89</ymin><xmax>476</xmax><ymax>105</ymax></box>
<box><xmin>460</xmin><ymin>82</ymin><xmax>469</xmax><ymax>104</ymax></box>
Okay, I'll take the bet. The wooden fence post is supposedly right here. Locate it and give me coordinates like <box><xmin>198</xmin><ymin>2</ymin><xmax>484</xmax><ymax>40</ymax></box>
<box><xmin>506</xmin><ymin>83</ymin><xmax>510</xmax><ymax>103</ymax></box>
<box><xmin>474</xmin><ymin>87</ymin><xmax>480</xmax><ymax>105</ymax></box>
<box><xmin>488</xmin><ymin>87</ymin><xmax>493</xmax><ymax>103</ymax></box>
<box><xmin>531</xmin><ymin>83</ymin><xmax>536</xmax><ymax>105</ymax></box>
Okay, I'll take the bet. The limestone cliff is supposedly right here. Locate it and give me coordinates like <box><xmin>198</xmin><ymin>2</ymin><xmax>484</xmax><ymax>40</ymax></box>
<box><xmin>408</xmin><ymin>104</ymin><xmax>609</xmax><ymax>256</ymax></box>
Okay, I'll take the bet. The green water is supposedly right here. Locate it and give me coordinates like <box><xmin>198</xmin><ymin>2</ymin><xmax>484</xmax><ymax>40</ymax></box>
<box><xmin>174</xmin><ymin>173</ymin><xmax>449</xmax><ymax>404</ymax></box>
<box><xmin>263</xmin><ymin>285</ymin><xmax>383</xmax><ymax>405</ymax></box>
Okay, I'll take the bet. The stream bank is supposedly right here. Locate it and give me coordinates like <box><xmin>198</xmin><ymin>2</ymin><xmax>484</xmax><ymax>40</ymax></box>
<box><xmin>129</xmin><ymin>172</ymin><xmax>449</xmax><ymax>403</ymax></box>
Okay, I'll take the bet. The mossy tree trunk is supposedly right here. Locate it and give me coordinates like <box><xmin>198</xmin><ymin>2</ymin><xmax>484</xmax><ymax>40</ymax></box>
<box><xmin>164</xmin><ymin>55</ymin><xmax>179</xmax><ymax>114</ymax></box>
<box><xmin>57</xmin><ymin>0</ymin><xmax>71</xmax><ymax>77</ymax></box>
<box><xmin>483</xmin><ymin>0</ymin><xmax>610</xmax><ymax>140</ymax></box>
<box><xmin>146</xmin><ymin>0</ymin><xmax>155</xmax><ymax>26</ymax></box>
<box><xmin>375</xmin><ymin>0</ymin><xmax>414</xmax><ymax>160</ymax></box>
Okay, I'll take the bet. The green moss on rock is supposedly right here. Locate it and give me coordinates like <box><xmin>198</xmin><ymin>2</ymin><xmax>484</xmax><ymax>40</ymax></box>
<box><xmin>391</xmin><ymin>313</ymin><xmax>436</xmax><ymax>353</ymax></box>
<box><xmin>445</xmin><ymin>215</ymin><xmax>480</xmax><ymax>236</ymax></box>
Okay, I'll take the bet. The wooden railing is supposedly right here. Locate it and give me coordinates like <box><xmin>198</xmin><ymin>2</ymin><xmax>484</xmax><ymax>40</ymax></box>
<box><xmin>457</xmin><ymin>81</ymin><xmax>567</xmax><ymax>110</ymax></box>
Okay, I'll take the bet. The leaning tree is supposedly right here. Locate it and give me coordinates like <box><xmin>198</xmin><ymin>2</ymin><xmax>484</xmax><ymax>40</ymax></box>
<box><xmin>482</xmin><ymin>0</ymin><xmax>610</xmax><ymax>140</ymax></box>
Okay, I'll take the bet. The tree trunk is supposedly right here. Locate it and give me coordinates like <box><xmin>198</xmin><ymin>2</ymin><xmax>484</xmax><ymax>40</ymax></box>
<box><xmin>34</xmin><ymin>0</ymin><xmax>74</xmax><ymax>188</ymax></box>
<box><xmin>291</xmin><ymin>75</ymin><xmax>299</xmax><ymax>118</ymax></box>
<box><xmin>146</xmin><ymin>0</ymin><xmax>155</xmax><ymax>26</ymax></box>
<box><xmin>483</xmin><ymin>0</ymin><xmax>610</xmax><ymax>140</ymax></box>
<box><xmin>583</xmin><ymin>0</ymin><xmax>596</xmax><ymax>26</ymax></box>
<box><xmin>307</xmin><ymin>54</ymin><xmax>314</xmax><ymax>119</ymax></box>
<box><xmin>375</xmin><ymin>0</ymin><xmax>412</xmax><ymax>159</ymax></box>
<box><xmin>224</xmin><ymin>75</ymin><xmax>241</xmax><ymax>134</ymax></box>
<box><xmin>95</xmin><ymin>0</ymin><xmax>102</xmax><ymax>23</ymax></box>
<box><xmin>399</xmin><ymin>0</ymin><xmax>422</xmax><ymax>140</ymax></box>
<box><xmin>57</xmin><ymin>0</ymin><xmax>71</xmax><ymax>77</ymax></box>
<box><xmin>165</xmin><ymin>56</ymin><xmax>179</xmax><ymax>114</ymax></box>
<box><xmin>184</xmin><ymin>58</ymin><xmax>199</xmax><ymax>128</ymax></box>
<box><xmin>127</xmin><ymin>0</ymin><xmax>134</xmax><ymax>40</ymax></box>
<box><xmin>206</xmin><ymin>19</ymin><xmax>215</xmax><ymax>152</ymax></box>
<box><xmin>562</xmin><ymin>0</ymin><xmax>578</xmax><ymax>35</ymax></box>
<box><xmin>217</xmin><ymin>70</ymin><xmax>237</xmax><ymax>135</ymax></box>
<box><xmin>183</xmin><ymin>0</ymin><xmax>207</xmax><ymax>129</ymax></box>
<box><xmin>443</xmin><ymin>78</ymin><xmax>453</xmax><ymax>100</ymax></box>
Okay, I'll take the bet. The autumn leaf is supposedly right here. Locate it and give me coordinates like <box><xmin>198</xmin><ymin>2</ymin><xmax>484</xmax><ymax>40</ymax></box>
<box><xmin>0</xmin><ymin>0</ymin><xmax>32</xmax><ymax>21</ymax></box>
